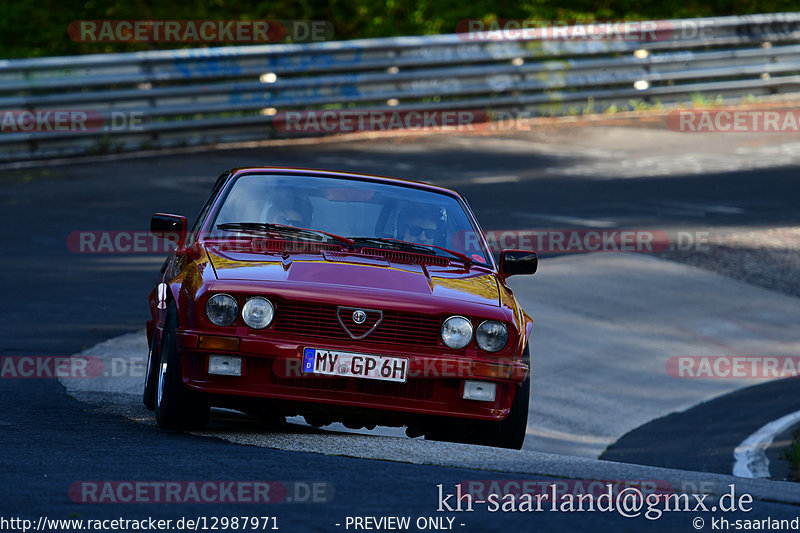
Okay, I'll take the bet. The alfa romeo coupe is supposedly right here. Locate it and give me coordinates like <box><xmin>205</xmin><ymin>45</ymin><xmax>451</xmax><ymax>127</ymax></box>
<box><xmin>144</xmin><ymin>168</ymin><xmax>537</xmax><ymax>449</ymax></box>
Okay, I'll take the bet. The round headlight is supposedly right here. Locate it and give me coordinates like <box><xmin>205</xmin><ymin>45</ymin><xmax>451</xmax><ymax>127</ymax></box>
<box><xmin>476</xmin><ymin>320</ymin><xmax>508</xmax><ymax>352</ymax></box>
<box><xmin>242</xmin><ymin>297</ymin><xmax>274</xmax><ymax>329</ymax></box>
<box><xmin>206</xmin><ymin>293</ymin><xmax>237</xmax><ymax>326</ymax></box>
<box><xmin>441</xmin><ymin>316</ymin><xmax>473</xmax><ymax>349</ymax></box>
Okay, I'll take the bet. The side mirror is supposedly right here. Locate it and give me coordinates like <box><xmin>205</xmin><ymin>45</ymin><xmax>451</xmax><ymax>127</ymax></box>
<box><xmin>500</xmin><ymin>250</ymin><xmax>538</xmax><ymax>278</ymax></box>
<box><xmin>151</xmin><ymin>213</ymin><xmax>187</xmax><ymax>250</ymax></box>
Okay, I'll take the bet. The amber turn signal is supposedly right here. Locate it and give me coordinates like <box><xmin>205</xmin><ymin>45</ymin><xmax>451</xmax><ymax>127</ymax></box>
<box><xmin>472</xmin><ymin>361</ymin><xmax>513</xmax><ymax>379</ymax></box>
<box><xmin>198</xmin><ymin>335</ymin><xmax>240</xmax><ymax>352</ymax></box>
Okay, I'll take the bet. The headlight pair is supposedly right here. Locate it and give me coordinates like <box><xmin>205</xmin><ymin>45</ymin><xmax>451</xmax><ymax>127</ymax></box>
<box><xmin>205</xmin><ymin>294</ymin><xmax>274</xmax><ymax>329</ymax></box>
<box><xmin>441</xmin><ymin>316</ymin><xmax>508</xmax><ymax>352</ymax></box>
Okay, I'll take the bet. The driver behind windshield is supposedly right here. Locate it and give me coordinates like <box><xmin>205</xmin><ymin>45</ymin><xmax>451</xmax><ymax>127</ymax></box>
<box><xmin>400</xmin><ymin>205</ymin><xmax>444</xmax><ymax>247</ymax></box>
<box><xmin>266</xmin><ymin>190</ymin><xmax>313</xmax><ymax>228</ymax></box>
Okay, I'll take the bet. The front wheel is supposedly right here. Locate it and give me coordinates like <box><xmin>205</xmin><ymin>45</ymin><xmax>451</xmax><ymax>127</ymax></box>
<box><xmin>484</xmin><ymin>367</ymin><xmax>530</xmax><ymax>449</ymax></box>
<box><xmin>426</xmin><ymin>344</ymin><xmax>531</xmax><ymax>450</ymax></box>
<box><xmin>155</xmin><ymin>304</ymin><xmax>209</xmax><ymax>430</ymax></box>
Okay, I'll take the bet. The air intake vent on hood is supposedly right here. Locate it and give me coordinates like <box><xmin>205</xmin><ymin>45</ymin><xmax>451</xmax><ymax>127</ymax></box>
<box><xmin>361</xmin><ymin>248</ymin><xmax>449</xmax><ymax>266</ymax></box>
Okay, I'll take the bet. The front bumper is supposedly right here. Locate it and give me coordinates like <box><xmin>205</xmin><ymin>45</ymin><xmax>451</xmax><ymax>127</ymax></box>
<box><xmin>175</xmin><ymin>329</ymin><xmax>528</xmax><ymax>422</ymax></box>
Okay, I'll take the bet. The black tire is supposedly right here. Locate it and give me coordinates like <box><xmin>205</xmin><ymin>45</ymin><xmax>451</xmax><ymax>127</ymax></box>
<box><xmin>487</xmin><ymin>363</ymin><xmax>530</xmax><ymax>449</ymax></box>
<box><xmin>426</xmin><ymin>344</ymin><xmax>531</xmax><ymax>450</ymax></box>
<box><xmin>155</xmin><ymin>304</ymin><xmax>210</xmax><ymax>430</ymax></box>
<box><xmin>142</xmin><ymin>334</ymin><xmax>158</xmax><ymax>410</ymax></box>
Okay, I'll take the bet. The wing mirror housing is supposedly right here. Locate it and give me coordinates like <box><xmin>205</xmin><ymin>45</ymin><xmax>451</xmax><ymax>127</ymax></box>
<box><xmin>151</xmin><ymin>213</ymin><xmax>187</xmax><ymax>250</ymax></box>
<box><xmin>499</xmin><ymin>250</ymin><xmax>538</xmax><ymax>279</ymax></box>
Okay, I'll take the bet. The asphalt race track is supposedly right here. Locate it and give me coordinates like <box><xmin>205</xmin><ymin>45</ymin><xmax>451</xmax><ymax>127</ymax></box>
<box><xmin>602</xmin><ymin>377</ymin><xmax>800</xmax><ymax>473</ymax></box>
<box><xmin>3</xmin><ymin>123</ymin><xmax>800</xmax><ymax>531</ymax></box>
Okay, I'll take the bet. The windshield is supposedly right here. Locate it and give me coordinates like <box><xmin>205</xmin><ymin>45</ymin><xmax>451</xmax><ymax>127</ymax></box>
<box><xmin>205</xmin><ymin>173</ymin><xmax>490</xmax><ymax>265</ymax></box>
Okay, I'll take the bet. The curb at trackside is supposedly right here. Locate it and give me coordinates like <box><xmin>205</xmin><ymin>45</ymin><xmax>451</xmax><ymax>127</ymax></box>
<box><xmin>734</xmin><ymin>410</ymin><xmax>800</xmax><ymax>479</ymax></box>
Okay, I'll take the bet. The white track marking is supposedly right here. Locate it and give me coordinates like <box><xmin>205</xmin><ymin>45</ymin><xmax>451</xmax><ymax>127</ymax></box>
<box><xmin>733</xmin><ymin>410</ymin><xmax>800</xmax><ymax>478</ymax></box>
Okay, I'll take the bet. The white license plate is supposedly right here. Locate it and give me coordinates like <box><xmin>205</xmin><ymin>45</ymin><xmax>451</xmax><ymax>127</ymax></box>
<box><xmin>302</xmin><ymin>348</ymin><xmax>408</xmax><ymax>383</ymax></box>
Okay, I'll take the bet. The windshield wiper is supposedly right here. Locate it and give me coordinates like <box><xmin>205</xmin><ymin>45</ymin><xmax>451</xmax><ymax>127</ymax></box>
<box><xmin>350</xmin><ymin>237</ymin><xmax>473</xmax><ymax>266</ymax></box>
<box><xmin>216</xmin><ymin>222</ymin><xmax>354</xmax><ymax>247</ymax></box>
<box><xmin>214</xmin><ymin>226</ymin><xmax>472</xmax><ymax>265</ymax></box>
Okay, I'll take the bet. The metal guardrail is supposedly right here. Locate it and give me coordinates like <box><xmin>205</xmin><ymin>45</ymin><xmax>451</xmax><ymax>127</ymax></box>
<box><xmin>2</xmin><ymin>13</ymin><xmax>800</xmax><ymax>161</ymax></box>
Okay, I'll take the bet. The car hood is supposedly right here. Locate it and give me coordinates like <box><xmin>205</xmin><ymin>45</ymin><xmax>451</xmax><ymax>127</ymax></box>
<box><xmin>205</xmin><ymin>246</ymin><xmax>500</xmax><ymax>307</ymax></box>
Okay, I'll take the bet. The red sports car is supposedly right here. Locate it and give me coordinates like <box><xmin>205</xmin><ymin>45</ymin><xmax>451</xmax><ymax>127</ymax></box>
<box><xmin>144</xmin><ymin>168</ymin><xmax>537</xmax><ymax>449</ymax></box>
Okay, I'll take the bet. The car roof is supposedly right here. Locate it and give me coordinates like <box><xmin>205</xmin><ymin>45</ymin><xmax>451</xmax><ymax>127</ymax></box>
<box><xmin>227</xmin><ymin>167</ymin><xmax>462</xmax><ymax>198</ymax></box>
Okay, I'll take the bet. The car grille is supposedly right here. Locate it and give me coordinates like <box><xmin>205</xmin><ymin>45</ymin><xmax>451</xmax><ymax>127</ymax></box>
<box><xmin>274</xmin><ymin>302</ymin><xmax>441</xmax><ymax>346</ymax></box>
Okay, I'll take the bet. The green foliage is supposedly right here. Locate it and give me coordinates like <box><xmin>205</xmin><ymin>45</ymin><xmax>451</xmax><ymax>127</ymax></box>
<box><xmin>625</xmin><ymin>98</ymin><xmax>665</xmax><ymax>111</ymax></box>
<box><xmin>784</xmin><ymin>429</ymin><xmax>800</xmax><ymax>481</ymax></box>
<box><xmin>1</xmin><ymin>0</ymin><xmax>799</xmax><ymax>58</ymax></box>
<box><xmin>689</xmin><ymin>92</ymin><xmax>714</xmax><ymax>106</ymax></box>
<box><xmin>584</xmin><ymin>97</ymin><xmax>595</xmax><ymax>114</ymax></box>
<box><xmin>88</xmin><ymin>135</ymin><xmax>124</xmax><ymax>154</ymax></box>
